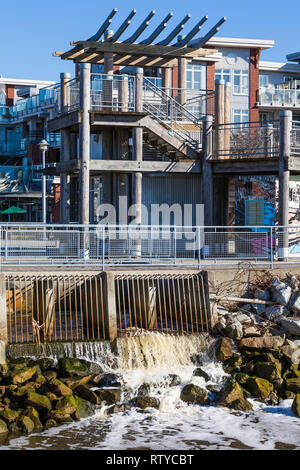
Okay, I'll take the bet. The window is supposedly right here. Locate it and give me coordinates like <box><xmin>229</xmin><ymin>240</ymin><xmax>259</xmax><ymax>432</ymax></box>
<box><xmin>259</xmin><ymin>74</ymin><xmax>269</xmax><ymax>88</ymax></box>
<box><xmin>233</xmin><ymin>109</ymin><xmax>249</xmax><ymax>124</ymax></box>
<box><xmin>233</xmin><ymin>70</ymin><xmax>249</xmax><ymax>94</ymax></box>
<box><xmin>186</xmin><ymin>64</ymin><xmax>205</xmax><ymax>90</ymax></box>
<box><xmin>215</xmin><ymin>69</ymin><xmax>231</xmax><ymax>85</ymax></box>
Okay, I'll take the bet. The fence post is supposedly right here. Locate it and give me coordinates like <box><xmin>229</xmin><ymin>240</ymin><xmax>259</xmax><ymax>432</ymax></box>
<box><xmin>0</xmin><ymin>275</ymin><xmax>7</xmax><ymax>352</ymax></box>
<box><xmin>279</xmin><ymin>110</ymin><xmax>292</xmax><ymax>261</ymax></box>
<box><xmin>102</xmin><ymin>272</ymin><xmax>117</xmax><ymax>342</ymax></box>
<box><xmin>270</xmin><ymin>226</ymin><xmax>274</xmax><ymax>269</ymax></box>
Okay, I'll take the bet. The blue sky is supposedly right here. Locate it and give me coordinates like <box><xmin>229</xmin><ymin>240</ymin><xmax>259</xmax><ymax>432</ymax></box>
<box><xmin>1</xmin><ymin>0</ymin><xmax>299</xmax><ymax>82</ymax></box>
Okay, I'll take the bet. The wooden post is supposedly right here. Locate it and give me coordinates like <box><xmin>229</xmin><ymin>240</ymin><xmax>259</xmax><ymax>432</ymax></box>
<box><xmin>60</xmin><ymin>72</ymin><xmax>71</xmax><ymax>114</ymax></box>
<box><xmin>0</xmin><ymin>275</ymin><xmax>7</xmax><ymax>350</ymax></box>
<box><xmin>103</xmin><ymin>30</ymin><xmax>114</xmax><ymax>110</ymax></box>
<box><xmin>202</xmin><ymin>115</ymin><xmax>214</xmax><ymax>227</ymax></box>
<box><xmin>279</xmin><ymin>110</ymin><xmax>292</xmax><ymax>261</ymax></box>
<box><xmin>133</xmin><ymin>68</ymin><xmax>143</xmax><ymax>228</ymax></box>
<box><xmin>60</xmin><ymin>130</ymin><xmax>71</xmax><ymax>223</ymax></box>
<box><xmin>36</xmin><ymin>280</ymin><xmax>55</xmax><ymax>341</ymax></box>
<box><xmin>224</xmin><ymin>82</ymin><xmax>231</xmax><ymax>158</ymax></box>
<box><xmin>178</xmin><ymin>36</ymin><xmax>187</xmax><ymax>108</ymax></box>
<box><xmin>118</xmin><ymin>75</ymin><xmax>128</xmax><ymax>112</ymax></box>
<box><xmin>162</xmin><ymin>67</ymin><xmax>172</xmax><ymax>95</ymax></box>
<box><xmin>215</xmin><ymin>79</ymin><xmax>225</xmax><ymax>157</ymax></box>
<box><xmin>102</xmin><ymin>272</ymin><xmax>117</xmax><ymax>342</ymax></box>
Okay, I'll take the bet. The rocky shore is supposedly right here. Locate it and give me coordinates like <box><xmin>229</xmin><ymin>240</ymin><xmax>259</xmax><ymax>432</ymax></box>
<box><xmin>0</xmin><ymin>273</ymin><xmax>299</xmax><ymax>442</ymax></box>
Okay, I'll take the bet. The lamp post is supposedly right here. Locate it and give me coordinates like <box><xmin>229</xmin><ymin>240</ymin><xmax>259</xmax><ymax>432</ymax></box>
<box><xmin>38</xmin><ymin>139</ymin><xmax>49</xmax><ymax>224</ymax></box>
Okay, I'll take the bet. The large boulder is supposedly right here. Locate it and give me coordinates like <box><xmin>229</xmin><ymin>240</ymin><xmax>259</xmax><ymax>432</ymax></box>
<box><xmin>36</xmin><ymin>358</ymin><xmax>55</xmax><ymax>372</ymax></box>
<box><xmin>280</xmin><ymin>318</ymin><xmax>300</xmax><ymax>337</ymax></box>
<box><xmin>270</xmin><ymin>278</ymin><xmax>292</xmax><ymax>305</ymax></box>
<box><xmin>224</xmin><ymin>321</ymin><xmax>243</xmax><ymax>341</ymax></box>
<box><xmin>264</xmin><ymin>306</ymin><xmax>289</xmax><ymax>321</ymax></box>
<box><xmin>289</xmin><ymin>294</ymin><xmax>300</xmax><ymax>315</ymax></box>
<box><xmin>193</xmin><ymin>368</ymin><xmax>210</xmax><ymax>382</ymax></box>
<box><xmin>239</xmin><ymin>336</ymin><xmax>285</xmax><ymax>350</ymax></box>
<box><xmin>26</xmin><ymin>391</ymin><xmax>52</xmax><ymax>412</ymax></box>
<box><xmin>17</xmin><ymin>415</ymin><xmax>34</xmax><ymax>434</ymax></box>
<box><xmin>285</xmin><ymin>377</ymin><xmax>300</xmax><ymax>394</ymax></box>
<box><xmin>245</xmin><ymin>377</ymin><xmax>273</xmax><ymax>401</ymax></box>
<box><xmin>0</xmin><ymin>408</ymin><xmax>21</xmax><ymax>423</ymax></box>
<box><xmin>48</xmin><ymin>378</ymin><xmax>73</xmax><ymax>397</ymax></box>
<box><xmin>281</xmin><ymin>341</ymin><xmax>300</xmax><ymax>364</ymax></box>
<box><xmin>292</xmin><ymin>394</ymin><xmax>300</xmax><ymax>418</ymax></box>
<box><xmin>180</xmin><ymin>384</ymin><xmax>208</xmax><ymax>405</ymax></box>
<box><xmin>24</xmin><ymin>406</ymin><xmax>43</xmax><ymax>431</ymax></box>
<box><xmin>228</xmin><ymin>398</ymin><xmax>253</xmax><ymax>411</ymax></box>
<box><xmin>254</xmin><ymin>362</ymin><xmax>282</xmax><ymax>382</ymax></box>
<box><xmin>58</xmin><ymin>358</ymin><xmax>90</xmax><ymax>377</ymax></box>
<box><xmin>0</xmin><ymin>419</ymin><xmax>8</xmax><ymax>435</ymax></box>
<box><xmin>72</xmin><ymin>395</ymin><xmax>93</xmax><ymax>419</ymax></box>
<box><xmin>55</xmin><ymin>395</ymin><xmax>78</xmax><ymax>416</ymax></box>
<box><xmin>96</xmin><ymin>388</ymin><xmax>121</xmax><ymax>405</ymax></box>
<box><xmin>254</xmin><ymin>289</ymin><xmax>270</xmax><ymax>301</ymax></box>
<box><xmin>61</xmin><ymin>375</ymin><xmax>94</xmax><ymax>391</ymax></box>
<box><xmin>216</xmin><ymin>338</ymin><xmax>234</xmax><ymax>362</ymax></box>
<box><xmin>75</xmin><ymin>385</ymin><xmax>99</xmax><ymax>405</ymax></box>
<box><xmin>130</xmin><ymin>396</ymin><xmax>160</xmax><ymax>409</ymax></box>
<box><xmin>215</xmin><ymin>379</ymin><xmax>244</xmax><ymax>406</ymax></box>
<box><xmin>9</xmin><ymin>366</ymin><xmax>38</xmax><ymax>385</ymax></box>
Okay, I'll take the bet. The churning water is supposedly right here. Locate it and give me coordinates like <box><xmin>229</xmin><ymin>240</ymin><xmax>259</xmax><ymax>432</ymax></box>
<box><xmin>1</xmin><ymin>333</ymin><xmax>300</xmax><ymax>450</ymax></box>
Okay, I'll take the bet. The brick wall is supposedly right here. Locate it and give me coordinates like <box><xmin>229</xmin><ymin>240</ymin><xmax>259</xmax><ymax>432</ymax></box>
<box><xmin>5</xmin><ymin>85</ymin><xmax>14</xmax><ymax>107</ymax></box>
<box><xmin>206</xmin><ymin>62</ymin><xmax>215</xmax><ymax>116</ymax></box>
<box><xmin>249</xmin><ymin>48</ymin><xmax>261</xmax><ymax>122</ymax></box>
<box><xmin>52</xmin><ymin>184</ymin><xmax>60</xmax><ymax>223</ymax></box>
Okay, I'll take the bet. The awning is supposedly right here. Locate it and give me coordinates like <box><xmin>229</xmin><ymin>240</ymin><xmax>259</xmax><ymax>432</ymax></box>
<box><xmin>1</xmin><ymin>206</ymin><xmax>27</xmax><ymax>214</ymax></box>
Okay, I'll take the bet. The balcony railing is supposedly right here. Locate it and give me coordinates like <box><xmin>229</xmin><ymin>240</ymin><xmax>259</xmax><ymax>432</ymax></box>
<box><xmin>0</xmin><ymin>132</ymin><xmax>61</xmax><ymax>155</ymax></box>
<box><xmin>259</xmin><ymin>87</ymin><xmax>300</xmax><ymax>108</ymax></box>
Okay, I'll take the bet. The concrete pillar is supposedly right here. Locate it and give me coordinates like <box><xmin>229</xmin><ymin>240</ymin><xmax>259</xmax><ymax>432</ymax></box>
<box><xmin>0</xmin><ymin>275</ymin><xmax>7</xmax><ymax>347</ymax></box>
<box><xmin>162</xmin><ymin>67</ymin><xmax>172</xmax><ymax>95</ymax></box>
<box><xmin>60</xmin><ymin>129</ymin><xmax>71</xmax><ymax>223</ymax></box>
<box><xmin>133</xmin><ymin>68</ymin><xmax>143</xmax><ymax>226</ymax></box>
<box><xmin>118</xmin><ymin>76</ymin><xmax>128</xmax><ymax>112</ymax></box>
<box><xmin>60</xmin><ymin>72</ymin><xmax>71</xmax><ymax>114</ymax></box>
<box><xmin>279</xmin><ymin>110</ymin><xmax>292</xmax><ymax>261</ymax></box>
<box><xmin>224</xmin><ymin>82</ymin><xmax>231</xmax><ymax>158</ymax></box>
<box><xmin>202</xmin><ymin>115</ymin><xmax>214</xmax><ymax>227</ymax></box>
<box><xmin>215</xmin><ymin>79</ymin><xmax>225</xmax><ymax>157</ymax></box>
<box><xmin>79</xmin><ymin>63</ymin><xmax>91</xmax><ymax>226</ymax></box>
<box><xmin>102</xmin><ymin>272</ymin><xmax>117</xmax><ymax>342</ymax></box>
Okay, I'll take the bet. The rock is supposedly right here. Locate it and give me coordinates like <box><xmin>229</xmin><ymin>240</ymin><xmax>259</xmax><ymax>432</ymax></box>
<box><xmin>285</xmin><ymin>390</ymin><xmax>296</xmax><ymax>400</ymax></box>
<box><xmin>243</xmin><ymin>326</ymin><xmax>261</xmax><ymax>337</ymax></box>
<box><xmin>46</xmin><ymin>392</ymin><xmax>58</xmax><ymax>402</ymax></box>
<box><xmin>254</xmin><ymin>362</ymin><xmax>281</xmax><ymax>382</ymax></box>
<box><xmin>55</xmin><ymin>395</ymin><xmax>77</xmax><ymax>416</ymax></box>
<box><xmin>180</xmin><ymin>384</ymin><xmax>208</xmax><ymax>405</ymax></box>
<box><xmin>215</xmin><ymin>379</ymin><xmax>244</xmax><ymax>406</ymax></box>
<box><xmin>73</xmin><ymin>395</ymin><xmax>93</xmax><ymax>419</ymax></box>
<box><xmin>107</xmin><ymin>404</ymin><xmax>131</xmax><ymax>415</ymax></box>
<box><xmin>96</xmin><ymin>388</ymin><xmax>121</xmax><ymax>405</ymax></box>
<box><xmin>270</xmin><ymin>278</ymin><xmax>292</xmax><ymax>305</ymax></box>
<box><xmin>58</xmin><ymin>358</ymin><xmax>90</xmax><ymax>377</ymax></box>
<box><xmin>24</xmin><ymin>406</ymin><xmax>43</xmax><ymax>431</ymax></box>
<box><xmin>193</xmin><ymin>368</ymin><xmax>210</xmax><ymax>382</ymax></box>
<box><xmin>224</xmin><ymin>321</ymin><xmax>243</xmax><ymax>341</ymax></box>
<box><xmin>234</xmin><ymin>313</ymin><xmax>253</xmax><ymax>324</ymax></box>
<box><xmin>264</xmin><ymin>306</ymin><xmax>289</xmax><ymax>321</ymax></box>
<box><xmin>292</xmin><ymin>394</ymin><xmax>300</xmax><ymax>418</ymax></box>
<box><xmin>0</xmin><ymin>419</ymin><xmax>8</xmax><ymax>435</ymax></box>
<box><xmin>233</xmin><ymin>372</ymin><xmax>250</xmax><ymax>385</ymax></box>
<box><xmin>18</xmin><ymin>415</ymin><xmax>34</xmax><ymax>434</ymax></box>
<box><xmin>0</xmin><ymin>408</ymin><xmax>21</xmax><ymax>423</ymax></box>
<box><xmin>49</xmin><ymin>411</ymin><xmax>73</xmax><ymax>424</ymax></box>
<box><xmin>26</xmin><ymin>391</ymin><xmax>52</xmax><ymax>412</ymax></box>
<box><xmin>289</xmin><ymin>294</ymin><xmax>300</xmax><ymax>315</ymax></box>
<box><xmin>130</xmin><ymin>396</ymin><xmax>160</xmax><ymax>409</ymax></box>
<box><xmin>228</xmin><ymin>398</ymin><xmax>253</xmax><ymax>411</ymax></box>
<box><xmin>212</xmin><ymin>318</ymin><xmax>227</xmax><ymax>335</ymax></box>
<box><xmin>95</xmin><ymin>373</ymin><xmax>121</xmax><ymax>388</ymax></box>
<box><xmin>280</xmin><ymin>317</ymin><xmax>300</xmax><ymax>337</ymax></box>
<box><xmin>48</xmin><ymin>378</ymin><xmax>73</xmax><ymax>397</ymax></box>
<box><xmin>10</xmin><ymin>366</ymin><xmax>38</xmax><ymax>385</ymax></box>
<box><xmin>254</xmin><ymin>289</ymin><xmax>270</xmax><ymax>301</ymax></box>
<box><xmin>36</xmin><ymin>358</ymin><xmax>55</xmax><ymax>372</ymax></box>
<box><xmin>45</xmin><ymin>419</ymin><xmax>57</xmax><ymax>429</ymax></box>
<box><xmin>137</xmin><ymin>383</ymin><xmax>151</xmax><ymax>396</ymax></box>
<box><xmin>168</xmin><ymin>374</ymin><xmax>181</xmax><ymax>386</ymax></box>
<box><xmin>43</xmin><ymin>370</ymin><xmax>57</xmax><ymax>381</ymax></box>
<box><xmin>245</xmin><ymin>377</ymin><xmax>273</xmax><ymax>401</ymax></box>
<box><xmin>60</xmin><ymin>375</ymin><xmax>94</xmax><ymax>391</ymax></box>
<box><xmin>281</xmin><ymin>341</ymin><xmax>300</xmax><ymax>364</ymax></box>
<box><xmin>216</xmin><ymin>338</ymin><xmax>234</xmax><ymax>362</ymax></box>
<box><xmin>75</xmin><ymin>385</ymin><xmax>99</xmax><ymax>405</ymax></box>
<box><xmin>239</xmin><ymin>336</ymin><xmax>285</xmax><ymax>350</ymax></box>
<box><xmin>285</xmin><ymin>377</ymin><xmax>300</xmax><ymax>394</ymax></box>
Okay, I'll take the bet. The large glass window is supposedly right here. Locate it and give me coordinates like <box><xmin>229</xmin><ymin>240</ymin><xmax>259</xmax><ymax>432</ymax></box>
<box><xmin>259</xmin><ymin>74</ymin><xmax>269</xmax><ymax>88</ymax></box>
<box><xmin>233</xmin><ymin>109</ymin><xmax>249</xmax><ymax>124</ymax></box>
<box><xmin>186</xmin><ymin>64</ymin><xmax>205</xmax><ymax>90</ymax></box>
<box><xmin>215</xmin><ymin>69</ymin><xmax>231</xmax><ymax>85</ymax></box>
<box><xmin>233</xmin><ymin>70</ymin><xmax>249</xmax><ymax>95</ymax></box>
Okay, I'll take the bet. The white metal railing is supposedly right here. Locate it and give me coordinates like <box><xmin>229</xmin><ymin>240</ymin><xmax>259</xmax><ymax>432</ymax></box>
<box><xmin>0</xmin><ymin>224</ymin><xmax>299</xmax><ymax>267</ymax></box>
<box><xmin>291</xmin><ymin>121</ymin><xmax>300</xmax><ymax>155</ymax></box>
<box><xmin>259</xmin><ymin>87</ymin><xmax>300</xmax><ymax>108</ymax></box>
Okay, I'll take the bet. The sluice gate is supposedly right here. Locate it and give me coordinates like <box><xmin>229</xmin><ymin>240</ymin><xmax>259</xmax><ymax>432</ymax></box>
<box><xmin>2</xmin><ymin>272</ymin><xmax>211</xmax><ymax>345</ymax></box>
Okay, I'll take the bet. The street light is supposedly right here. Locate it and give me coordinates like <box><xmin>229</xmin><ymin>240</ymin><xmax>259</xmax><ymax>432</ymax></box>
<box><xmin>39</xmin><ymin>139</ymin><xmax>49</xmax><ymax>224</ymax></box>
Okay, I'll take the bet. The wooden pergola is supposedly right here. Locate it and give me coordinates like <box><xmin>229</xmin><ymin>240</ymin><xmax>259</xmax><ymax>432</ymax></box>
<box><xmin>53</xmin><ymin>9</ymin><xmax>226</xmax><ymax>68</ymax></box>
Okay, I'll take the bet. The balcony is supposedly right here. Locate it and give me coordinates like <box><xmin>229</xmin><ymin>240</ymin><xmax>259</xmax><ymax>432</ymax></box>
<box><xmin>259</xmin><ymin>87</ymin><xmax>300</xmax><ymax>108</ymax></box>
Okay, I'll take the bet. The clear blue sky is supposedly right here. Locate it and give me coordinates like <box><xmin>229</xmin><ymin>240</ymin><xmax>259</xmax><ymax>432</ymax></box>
<box><xmin>1</xmin><ymin>0</ymin><xmax>299</xmax><ymax>82</ymax></box>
